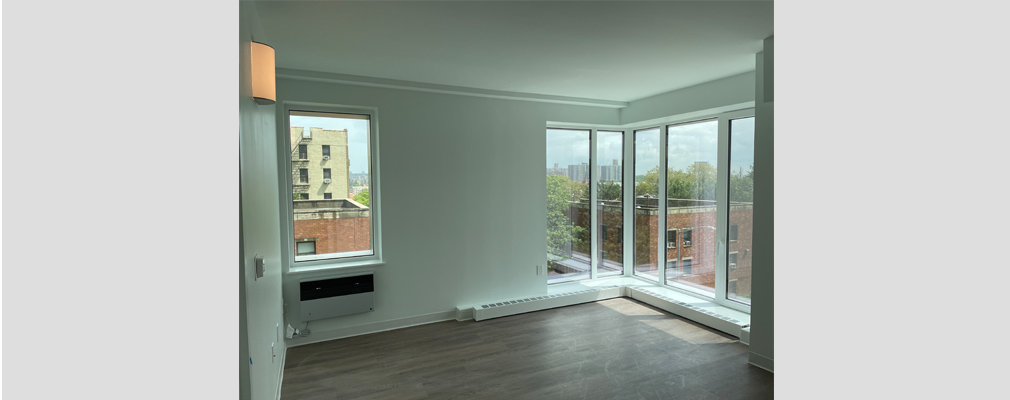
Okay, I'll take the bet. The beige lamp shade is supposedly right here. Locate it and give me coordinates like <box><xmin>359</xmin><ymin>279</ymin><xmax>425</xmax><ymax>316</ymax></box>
<box><xmin>251</xmin><ymin>41</ymin><xmax>276</xmax><ymax>105</ymax></box>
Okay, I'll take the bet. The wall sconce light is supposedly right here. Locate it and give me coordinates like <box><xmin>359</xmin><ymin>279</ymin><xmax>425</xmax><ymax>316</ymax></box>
<box><xmin>251</xmin><ymin>41</ymin><xmax>276</xmax><ymax>105</ymax></box>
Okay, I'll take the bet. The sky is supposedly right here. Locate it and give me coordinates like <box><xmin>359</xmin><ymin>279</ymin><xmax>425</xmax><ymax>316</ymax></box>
<box><xmin>290</xmin><ymin>115</ymin><xmax>371</xmax><ymax>174</ymax></box>
<box><xmin>547</xmin><ymin>116</ymin><xmax>755</xmax><ymax>179</ymax></box>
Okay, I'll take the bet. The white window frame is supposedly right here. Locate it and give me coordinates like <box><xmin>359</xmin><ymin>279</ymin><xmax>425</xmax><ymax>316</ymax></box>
<box><xmin>279</xmin><ymin>101</ymin><xmax>383</xmax><ymax>272</ymax></box>
<box><xmin>546</xmin><ymin>106</ymin><xmax>753</xmax><ymax>313</ymax></box>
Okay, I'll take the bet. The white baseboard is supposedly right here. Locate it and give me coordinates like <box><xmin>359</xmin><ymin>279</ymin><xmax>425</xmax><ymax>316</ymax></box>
<box><xmin>275</xmin><ymin>346</ymin><xmax>286</xmax><ymax>400</ymax></box>
<box><xmin>286</xmin><ymin>310</ymin><xmax>457</xmax><ymax>348</ymax></box>
<box><xmin>748</xmin><ymin>351</ymin><xmax>774</xmax><ymax>373</ymax></box>
<box><xmin>455</xmin><ymin>306</ymin><xmax>474</xmax><ymax>321</ymax></box>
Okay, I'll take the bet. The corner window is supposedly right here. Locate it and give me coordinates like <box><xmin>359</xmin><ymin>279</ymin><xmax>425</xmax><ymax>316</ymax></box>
<box><xmin>287</xmin><ymin>108</ymin><xmax>377</xmax><ymax>263</ymax></box>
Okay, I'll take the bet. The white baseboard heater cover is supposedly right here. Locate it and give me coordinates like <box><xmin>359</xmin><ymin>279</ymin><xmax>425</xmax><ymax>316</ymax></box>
<box><xmin>300</xmin><ymin>274</ymin><xmax>374</xmax><ymax>322</ymax></box>
<box><xmin>472</xmin><ymin>286</ymin><xmax>622</xmax><ymax>321</ymax></box>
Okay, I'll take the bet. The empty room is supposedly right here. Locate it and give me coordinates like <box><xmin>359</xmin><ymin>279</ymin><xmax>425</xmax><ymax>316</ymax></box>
<box><xmin>239</xmin><ymin>1</ymin><xmax>775</xmax><ymax>399</ymax></box>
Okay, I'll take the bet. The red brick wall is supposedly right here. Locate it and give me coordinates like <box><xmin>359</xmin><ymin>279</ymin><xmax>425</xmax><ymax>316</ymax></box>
<box><xmin>294</xmin><ymin>217</ymin><xmax>371</xmax><ymax>255</ymax></box>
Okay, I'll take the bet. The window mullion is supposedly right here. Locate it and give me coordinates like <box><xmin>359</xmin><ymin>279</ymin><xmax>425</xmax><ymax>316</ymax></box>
<box><xmin>715</xmin><ymin>114</ymin><xmax>731</xmax><ymax>304</ymax></box>
<box><xmin>623</xmin><ymin>129</ymin><xmax>634</xmax><ymax>277</ymax></box>
<box><xmin>589</xmin><ymin>129</ymin><xmax>599</xmax><ymax>280</ymax></box>
<box><xmin>658</xmin><ymin>127</ymin><xmax>668</xmax><ymax>284</ymax></box>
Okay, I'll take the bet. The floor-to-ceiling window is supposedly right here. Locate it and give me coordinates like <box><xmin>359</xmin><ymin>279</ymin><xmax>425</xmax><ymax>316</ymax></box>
<box><xmin>665</xmin><ymin>119</ymin><xmax>719</xmax><ymax>295</ymax></box>
<box><xmin>546</xmin><ymin>128</ymin><xmax>592</xmax><ymax>283</ymax></box>
<box><xmin>633</xmin><ymin>128</ymin><xmax>661</xmax><ymax>282</ymax></box>
<box><xmin>597</xmin><ymin>131</ymin><xmax>624</xmax><ymax>278</ymax></box>
<box><xmin>727</xmin><ymin>116</ymin><xmax>755</xmax><ymax>305</ymax></box>
<box><xmin>545</xmin><ymin>109</ymin><xmax>753</xmax><ymax>312</ymax></box>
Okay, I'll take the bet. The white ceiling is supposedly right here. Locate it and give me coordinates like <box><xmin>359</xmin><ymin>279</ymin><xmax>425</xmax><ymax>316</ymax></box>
<box><xmin>254</xmin><ymin>1</ymin><xmax>773</xmax><ymax>103</ymax></box>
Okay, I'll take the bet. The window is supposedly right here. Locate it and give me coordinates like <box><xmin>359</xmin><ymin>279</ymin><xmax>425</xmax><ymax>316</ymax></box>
<box><xmin>664</xmin><ymin>119</ymin><xmax>717</xmax><ymax>293</ymax></box>
<box><xmin>727</xmin><ymin>116</ymin><xmax>755</xmax><ymax>305</ymax></box>
<box><xmin>634</xmin><ymin>127</ymin><xmax>661</xmax><ymax>282</ymax></box>
<box><xmin>298</xmin><ymin>144</ymin><xmax>307</xmax><ymax>160</ymax></box>
<box><xmin>666</xmin><ymin>229</ymin><xmax>677</xmax><ymax>248</ymax></box>
<box><xmin>296</xmin><ymin>240</ymin><xmax>316</xmax><ymax>256</ymax></box>
<box><xmin>597</xmin><ymin>130</ymin><xmax>624</xmax><ymax>278</ymax></box>
<box><xmin>298</xmin><ymin>193</ymin><xmax>309</xmax><ymax>200</ymax></box>
<box><xmin>287</xmin><ymin>108</ymin><xmax>377</xmax><ymax>263</ymax></box>
<box><xmin>666</xmin><ymin>260</ymin><xmax>677</xmax><ymax>278</ymax></box>
<box><xmin>546</xmin><ymin>128</ymin><xmax>591</xmax><ymax>284</ymax></box>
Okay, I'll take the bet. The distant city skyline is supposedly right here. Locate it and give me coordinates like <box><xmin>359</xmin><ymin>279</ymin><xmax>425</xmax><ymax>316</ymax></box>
<box><xmin>549</xmin><ymin>118</ymin><xmax>755</xmax><ymax>180</ymax></box>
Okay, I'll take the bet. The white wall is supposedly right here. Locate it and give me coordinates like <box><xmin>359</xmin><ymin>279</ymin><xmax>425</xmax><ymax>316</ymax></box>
<box><xmin>620</xmin><ymin>71</ymin><xmax>755</xmax><ymax>125</ymax></box>
<box><xmin>275</xmin><ymin>77</ymin><xmax>620</xmax><ymax>342</ymax></box>
<box><xmin>240</xmin><ymin>2</ymin><xmax>286</xmax><ymax>399</ymax></box>
<box><xmin>748</xmin><ymin>36</ymin><xmax>774</xmax><ymax>372</ymax></box>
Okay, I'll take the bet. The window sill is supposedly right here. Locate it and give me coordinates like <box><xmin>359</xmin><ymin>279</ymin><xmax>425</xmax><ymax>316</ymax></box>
<box><xmin>549</xmin><ymin>276</ymin><xmax>750</xmax><ymax>324</ymax></box>
<box><xmin>288</xmin><ymin>258</ymin><xmax>384</xmax><ymax>275</ymax></box>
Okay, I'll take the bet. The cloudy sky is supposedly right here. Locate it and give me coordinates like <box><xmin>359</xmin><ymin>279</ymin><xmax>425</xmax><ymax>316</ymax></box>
<box><xmin>290</xmin><ymin>115</ymin><xmax>371</xmax><ymax>174</ymax></box>
<box><xmin>547</xmin><ymin>116</ymin><xmax>755</xmax><ymax>179</ymax></box>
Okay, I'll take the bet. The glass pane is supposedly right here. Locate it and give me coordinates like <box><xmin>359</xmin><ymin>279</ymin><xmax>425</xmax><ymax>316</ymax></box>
<box><xmin>289</xmin><ymin>111</ymin><xmax>372</xmax><ymax>261</ymax></box>
<box><xmin>728</xmin><ymin>117</ymin><xmax>755</xmax><ymax>304</ymax></box>
<box><xmin>546</xmin><ymin>129</ymin><xmax>591</xmax><ymax>284</ymax></box>
<box><xmin>634</xmin><ymin>128</ymin><xmax>661</xmax><ymax>282</ymax></box>
<box><xmin>597</xmin><ymin>131</ymin><xmax>623</xmax><ymax>278</ymax></box>
<box><xmin>665</xmin><ymin>119</ymin><xmax>718</xmax><ymax>296</ymax></box>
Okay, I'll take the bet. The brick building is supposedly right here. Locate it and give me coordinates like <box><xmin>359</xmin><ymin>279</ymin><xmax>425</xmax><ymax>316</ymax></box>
<box><xmin>290</xmin><ymin>126</ymin><xmax>351</xmax><ymax>200</ymax></box>
<box><xmin>292</xmin><ymin>198</ymin><xmax>371</xmax><ymax>257</ymax></box>
<box><xmin>556</xmin><ymin>196</ymin><xmax>754</xmax><ymax>299</ymax></box>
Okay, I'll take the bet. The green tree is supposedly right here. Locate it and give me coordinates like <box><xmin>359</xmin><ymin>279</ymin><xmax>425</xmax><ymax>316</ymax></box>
<box><xmin>597</xmin><ymin>181</ymin><xmax>622</xmax><ymax>201</ymax></box>
<box><xmin>685</xmin><ymin>162</ymin><xmax>717</xmax><ymax>201</ymax></box>
<box><xmin>354</xmin><ymin>188</ymin><xmax>370</xmax><ymax>206</ymax></box>
<box><xmin>729</xmin><ymin>165</ymin><xmax>754</xmax><ymax>203</ymax></box>
<box><xmin>635</xmin><ymin>167</ymin><xmax>660</xmax><ymax>197</ymax></box>
<box><xmin>547</xmin><ymin>174</ymin><xmax>587</xmax><ymax>260</ymax></box>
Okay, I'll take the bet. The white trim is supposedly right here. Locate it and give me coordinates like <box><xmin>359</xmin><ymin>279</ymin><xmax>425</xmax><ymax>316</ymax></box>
<box><xmin>285</xmin><ymin>310</ymin><xmax>457</xmax><ymax>348</ymax></box>
<box><xmin>278</xmin><ymin>102</ymin><xmax>383</xmax><ymax>272</ymax></box>
<box><xmin>589</xmin><ymin>128</ymin><xmax>599</xmax><ymax>280</ymax></box>
<box><xmin>275</xmin><ymin>346</ymin><xmax>286</xmax><ymax>400</ymax></box>
<box><xmin>748</xmin><ymin>351</ymin><xmax>774</xmax><ymax>373</ymax></box>
<box><xmin>278</xmin><ymin>68</ymin><xmax>629</xmax><ymax>109</ymax></box>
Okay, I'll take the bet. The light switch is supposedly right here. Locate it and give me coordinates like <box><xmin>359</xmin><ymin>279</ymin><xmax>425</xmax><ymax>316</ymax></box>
<box><xmin>254</xmin><ymin>255</ymin><xmax>265</xmax><ymax>280</ymax></box>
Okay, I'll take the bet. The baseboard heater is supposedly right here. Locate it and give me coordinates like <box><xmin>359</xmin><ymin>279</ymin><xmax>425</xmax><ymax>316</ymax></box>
<box><xmin>472</xmin><ymin>285</ymin><xmax>622</xmax><ymax>321</ymax></box>
<box><xmin>300</xmin><ymin>273</ymin><xmax>374</xmax><ymax>322</ymax></box>
<box><xmin>468</xmin><ymin>285</ymin><xmax>748</xmax><ymax>338</ymax></box>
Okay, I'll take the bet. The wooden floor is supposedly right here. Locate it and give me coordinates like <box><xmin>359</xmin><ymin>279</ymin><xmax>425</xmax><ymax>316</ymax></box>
<box><xmin>281</xmin><ymin>298</ymin><xmax>773</xmax><ymax>399</ymax></box>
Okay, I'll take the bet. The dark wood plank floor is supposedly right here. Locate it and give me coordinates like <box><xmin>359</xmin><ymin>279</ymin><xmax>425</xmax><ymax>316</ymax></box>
<box><xmin>281</xmin><ymin>298</ymin><xmax>773</xmax><ymax>399</ymax></box>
